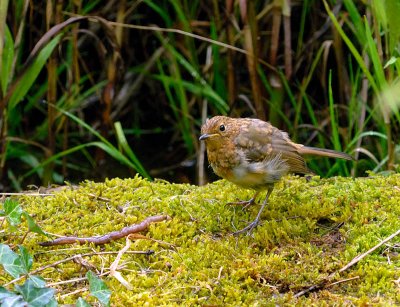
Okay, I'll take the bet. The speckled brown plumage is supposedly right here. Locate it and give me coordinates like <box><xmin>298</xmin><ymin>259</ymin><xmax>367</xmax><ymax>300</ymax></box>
<box><xmin>199</xmin><ymin>116</ymin><xmax>352</xmax><ymax>235</ymax></box>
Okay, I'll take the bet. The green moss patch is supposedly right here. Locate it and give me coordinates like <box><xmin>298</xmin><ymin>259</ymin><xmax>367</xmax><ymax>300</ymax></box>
<box><xmin>2</xmin><ymin>174</ymin><xmax>400</xmax><ymax>305</ymax></box>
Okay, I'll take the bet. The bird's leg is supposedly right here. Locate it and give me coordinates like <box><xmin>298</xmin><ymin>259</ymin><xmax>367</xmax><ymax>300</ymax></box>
<box><xmin>233</xmin><ymin>187</ymin><xmax>273</xmax><ymax>236</ymax></box>
<box><xmin>228</xmin><ymin>191</ymin><xmax>259</xmax><ymax>209</ymax></box>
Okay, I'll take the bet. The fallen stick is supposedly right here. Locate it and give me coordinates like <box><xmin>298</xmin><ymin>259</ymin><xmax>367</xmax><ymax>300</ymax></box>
<box><xmin>337</xmin><ymin>228</ymin><xmax>400</xmax><ymax>274</ymax></box>
<box><xmin>294</xmin><ymin>228</ymin><xmax>400</xmax><ymax>298</ymax></box>
<box><xmin>39</xmin><ymin>215</ymin><xmax>170</xmax><ymax>246</ymax></box>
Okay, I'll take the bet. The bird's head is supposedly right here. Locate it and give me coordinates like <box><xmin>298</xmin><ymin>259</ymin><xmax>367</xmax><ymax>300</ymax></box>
<box><xmin>199</xmin><ymin>116</ymin><xmax>233</xmax><ymax>149</ymax></box>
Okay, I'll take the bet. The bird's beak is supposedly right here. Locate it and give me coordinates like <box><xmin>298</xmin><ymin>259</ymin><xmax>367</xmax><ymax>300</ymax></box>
<box><xmin>199</xmin><ymin>133</ymin><xmax>217</xmax><ymax>141</ymax></box>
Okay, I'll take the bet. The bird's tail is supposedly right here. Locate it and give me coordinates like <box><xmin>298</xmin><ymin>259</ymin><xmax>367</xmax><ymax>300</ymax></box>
<box><xmin>298</xmin><ymin>146</ymin><xmax>353</xmax><ymax>160</ymax></box>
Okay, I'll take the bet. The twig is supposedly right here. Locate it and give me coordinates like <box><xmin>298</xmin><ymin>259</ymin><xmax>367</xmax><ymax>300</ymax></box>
<box><xmin>294</xmin><ymin>228</ymin><xmax>400</xmax><ymax>298</ymax></box>
<box><xmin>4</xmin><ymin>250</ymin><xmax>154</xmax><ymax>287</ymax></box>
<box><xmin>47</xmin><ymin>271</ymin><xmax>109</xmax><ymax>287</ymax></box>
<box><xmin>62</xmin><ymin>12</ymin><xmax>277</xmax><ymax>71</ymax></box>
<box><xmin>0</xmin><ymin>192</ymin><xmax>54</xmax><ymax>196</ymax></box>
<box><xmin>109</xmin><ymin>236</ymin><xmax>133</xmax><ymax>290</ymax></box>
<box><xmin>273</xmin><ymin>215</ymin><xmax>302</xmax><ymax>223</ymax></box>
<box><xmin>87</xmin><ymin>193</ymin><xmax>111</xmax><ymax>202</ymax></box>
<box><xmin>217</xmin><ymin>266</ymin><xmax>223</xmax><ymax>281</ymax></box>
<box><xmin>325</xmin><ymin>276</ymin><xmax>360</xmax><ymax>288</ymax></box>
<box><xmin>294</xmin><ymin>283</ymin><xmax>325</xmax><ymax>298</ymax></box>
<box><xmin>39</xmin><ymin>215</ymin><xmax>170</xmax><ymax>246</ymax></box>
<box><xmin>337</xmin><ymin>228</ymin><xmax>400</xmax><ymax>274</ymax></box>
<box><xmin>59</xmin><ymin>287</ymin><xmax>88</xmax><ymax>299</ymax></box>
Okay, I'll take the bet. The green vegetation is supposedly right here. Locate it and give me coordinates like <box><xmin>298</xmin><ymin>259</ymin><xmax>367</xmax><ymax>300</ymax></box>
<box><xmin>0</xmin><ymin>198</ymin><xmax>46</xmax><ymax>239</ymax></box>
<box><xmin>0</xmin><ymin>243</ymin><xmax>111</xmax><ymax>306</ymax></box>
<box><xmin>0</xmin><ymin>1</ymin><xmax>399</xmax><ymax>189</ymax></box>
<box><xmin>1</xmin><ymin>1</ymin><xmax>400</xmax><ymax>305</ymax></box>
<box><xmin>0</xmin><ymin>244</ymin><xmax>57</xmax><ymax>306</ymax></box>
<box><xmin>0</xmin><ymin>199</ymin><xmax>112</xmax><ymax>306</ymax></box>
<box><xmin>1</xmin><ymin>175</ymin><xmax>400</xmax><ymax>305</ymax></box>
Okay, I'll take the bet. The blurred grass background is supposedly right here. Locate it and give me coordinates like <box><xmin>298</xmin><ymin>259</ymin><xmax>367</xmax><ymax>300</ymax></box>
<box><xmin>1</xmin><ymin>0</ymin><xmax>399</xmax><ymax>191</ymax></box>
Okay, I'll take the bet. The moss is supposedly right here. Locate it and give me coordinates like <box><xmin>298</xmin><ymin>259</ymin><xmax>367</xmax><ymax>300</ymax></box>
<box><xmin>2</xmin><ymin>174</ymin><xmax>400</xmax><ymax>305</ymax></box>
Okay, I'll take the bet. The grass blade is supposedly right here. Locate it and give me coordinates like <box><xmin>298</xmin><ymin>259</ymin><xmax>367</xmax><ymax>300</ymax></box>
<box><xmin>8</xmin><ymin>34</ymin><xmax>62</xmax><ymax>109</ymax></box>
<box><xmin>0</xmin><ymin>25</ymin><xmax>13</xmax><ymax>95</ymax></box>
<box><xmin>114</xmin><ymin>121</ymin><xmax>149</xmax><ymax>178</ymax></box>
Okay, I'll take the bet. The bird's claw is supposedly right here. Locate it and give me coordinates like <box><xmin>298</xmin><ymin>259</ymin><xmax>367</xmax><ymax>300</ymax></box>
<box><xmin>232</xmin><ymin>219</ymin><xmax>260</xmax><ymax>236</ymax></box>
<box><xmin>227</xmin><ymin>198</ymin><xmax>255</xmax><ymax>209</ymax></box>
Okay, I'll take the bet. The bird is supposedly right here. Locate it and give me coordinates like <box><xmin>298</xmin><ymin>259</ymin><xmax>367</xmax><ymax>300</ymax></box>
<box><xmin>199</xmin><ymin>116</ymin><xmax>353</xmax><ymax>235</ymax></box>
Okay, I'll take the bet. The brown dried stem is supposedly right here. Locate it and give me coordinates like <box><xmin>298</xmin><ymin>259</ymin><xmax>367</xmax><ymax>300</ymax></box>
<box><xmin>294</xmin><ymin>228</ymin><xmax>400</xmax><ymax>298</ymax></box>
<box><xmin>39</xmin><ymin>215</ymin><xmax>170</xmax><ymax>246</ymax></box>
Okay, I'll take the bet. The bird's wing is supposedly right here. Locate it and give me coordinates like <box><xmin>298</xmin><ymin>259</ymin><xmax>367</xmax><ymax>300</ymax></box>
<box><xmin>270</xmin><ymin>132</ymin><xmax>310</xmax><ymax>173</ymax></box>
<box><xmin>234</xmin><ymin>119</ymin><xmax>309</xmax><ymax>174</ymax></box>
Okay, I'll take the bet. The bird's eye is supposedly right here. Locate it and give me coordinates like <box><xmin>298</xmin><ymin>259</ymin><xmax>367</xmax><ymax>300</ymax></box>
<box><xmin>219</xmin><ymin>124</ymin><xmax>225</xmax><ymax>132</ymax></box>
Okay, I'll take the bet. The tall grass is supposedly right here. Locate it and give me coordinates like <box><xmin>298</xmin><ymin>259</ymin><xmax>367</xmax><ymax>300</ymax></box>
<box><xmin>0</xmin><ymin>1</ymin><xmax>398</xmax><ymax>190</ymax></box>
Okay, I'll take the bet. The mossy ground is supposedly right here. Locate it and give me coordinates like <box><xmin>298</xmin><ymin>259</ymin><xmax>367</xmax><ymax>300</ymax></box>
<box><xmin>2</xmin><ymin>174</ymin><xmax>400</xmax><ymax>305</ymax></box>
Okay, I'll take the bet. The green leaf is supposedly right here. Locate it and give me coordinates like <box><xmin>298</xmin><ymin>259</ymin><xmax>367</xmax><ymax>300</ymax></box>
<box><xmin>143</xmin><ymin>0</ymin><xmax>172</xmax><ymax>26</ymax></box>
<box><xmin>0</xmin><ymin>287</ymin><xmax>25</xmax><ymax>307</ymax></box>
<box><xmin>22</xmin><ymin>212</ymin><xmax>47</xmax><ymax>236</ymax></box>
<box><xmin>8</xmin><ymin>34</ymin><xmax>62</xmax><ymax>109</ymax></box>
<box><xmin>364</xmin><ymin>16</ymin><xmax>386</xmax><ymax>90</ymax></box>
<box><xmin>76</xmin><ymin>297</ymin><xmax>91</xmax><ymax>307</ymax></box>
<box><xmin>0</xmin><ymin>244</ymin><xmax>25</xmax><ymax>278</ymax></box>
<box><xmin>160</xmin><ymin>42</ymin><xmax>228</xmax><ymax>113</ymax></box>
<box><xmin>322</xmin><ymin>0</ymin><xmax>379</xmax><ymax>94</ymax></box>
<box><xmin>152</xmin><ymin>74</ymin><xmax>227</xmax><ymax>113</ymax></box>
<box><xmin>45</xmin><ymin>298</ymin><xmax>58</xmax><ymax>307</ymax></box>
<box><xmin>3</xmin><ymin>199</ymin><xmax>23</xmax><ymax>226</ymax></box>
<box><xmin>15</xmin><ymin>279</ymin><xmax>55</xmax><ymax>307</ymax></box>
<box><xmin>0</xmin><ymin>286</ymin><xmax>16</xmax><ymax>300</ymax></box>
<box><xmin>343</xmin><ymin>0</ymin><xmax>367</xmax><ymax>44</ymax></box>
<box><xmin>29</xmin><ymin>275</ymin><xmax>47</xmax><ymax>288</ymax></box>
<box><xmin>18</xmin><ymin>246</ymin><xmax>33</xmax><ymax>273</ymax></box>
<box><xmin>384</xmin><ymin>56</ymin><xmax>398</xmax><ymax>69</ymax></box>
<box><xmin>86</xmin><ymin>271</ymin><xmax>111</xmax><ymax>307</ymax></box>
<box><xmin>1</xmin><ymin>25</ymin><xmax>14</xmax><ymax>94</ymax></box>
<box><xmin>386</xmin><ymin>0</ymin><xmax>400</xmax><ymax>53</ymax></box>
<box><xmin>22</xmin><ymin>141</ymin><xmax>147</xmax><ymax>180</ymax></box>
<box><xmin>40</xmin><ymin>105</ymin><xmax>150</xmax><ymax>179</ymax></box>
<box><xmin>114</xmin><ymin>122</ymin><xmax>150</xmax><ymax>178</ymax></box>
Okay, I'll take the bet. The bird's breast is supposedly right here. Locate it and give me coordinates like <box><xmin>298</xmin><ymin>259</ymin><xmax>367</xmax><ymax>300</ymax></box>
<box><xmin>215</xmin><ymin>155</ymin><xmax>290</xmax><ymax>190</ymax></box>
<box><xmin>206</xmin><ymin>146</ymin><xmax>240</xmax><ymax>179</ymax></box>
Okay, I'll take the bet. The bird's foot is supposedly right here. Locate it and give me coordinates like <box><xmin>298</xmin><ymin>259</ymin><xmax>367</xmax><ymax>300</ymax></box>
<box><xmin>231</xmin><ymin>188</ymin><xmax>272</xmax><ymax>236</ymax></box>
<box><xmin>232</xmin><ymin>217</ymin><xmax>260</xmax><ymax>236</ymax></box>
<box><xmin>227</xmin><ymin>197</ymin><xmax>255</xmax><ymax>209</ymax></box>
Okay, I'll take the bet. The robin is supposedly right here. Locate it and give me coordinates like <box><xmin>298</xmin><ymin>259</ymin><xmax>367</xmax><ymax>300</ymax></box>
<box><xmin>199</xmin><ymin>116</ymin><xmax>353</xmax><ymax>235</ymax></box>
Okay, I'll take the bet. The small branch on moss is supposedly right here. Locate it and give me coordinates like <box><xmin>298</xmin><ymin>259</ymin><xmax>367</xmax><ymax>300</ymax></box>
<box><xmin>337</xmin><ymin>229</ymin><xmax>400</xmax><ymax>273</ymax></box>
<box><xmin>294</xmin><ymin>283</ymin><xmax>324</xmax><ymax>297</ymax></box>
<box><xmin>0</xmin><ymin>192</ymin><xmax>54</xmax><ymax>196</ymax></box>
<box><xmin>294</xmin><ymin>228</ymin><xmax>400</xmax><ymax>298</ymax></box>
<box><xmin>47</xmin><ymin>271</ymin><xmax>110</xmax><ymax>287</ymax></box>
<box><xmin>59</xmin><ymin>287</ymin><xmax>88</xmax><ymax>299</ymax></box>
<box><xmin>87</xmin><ymin>193</ymin><xmax>111</xmax><ymax>202</ymax></box>
<box><xmin>217</xmin><ymin>266</ymin><xmax>223</xmax><ymax>281</ymax></box>
<box><xmin>110</xmin><ymin>236</ymin><xmax>134</xmax><ymax>290</ymax></box>
<box><xmin>273</xmin><ymin>215</ymin><xmax>302</xmax><ymax>223</ymax></box>
<box><xmin>325</xmin><ymin>276</ymin><xmax>360</xmax><ymax>288</ymax></box>
<box><xmin>39</xmin><ymin>215</ymin><xmax>171</xmax><ymax>246</ymax></box>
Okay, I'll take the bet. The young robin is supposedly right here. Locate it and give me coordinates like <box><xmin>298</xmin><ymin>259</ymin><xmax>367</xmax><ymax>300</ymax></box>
<box><xmin>199</xmin><ymin>116</ymin><xmax>353</xmax><ymax>235</ymax></box>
